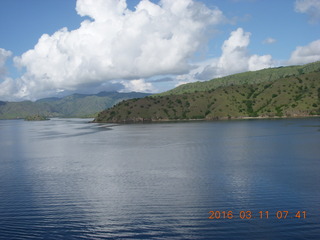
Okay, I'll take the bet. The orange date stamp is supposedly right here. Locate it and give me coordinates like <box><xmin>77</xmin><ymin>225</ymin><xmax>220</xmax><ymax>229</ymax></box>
<box><xmin>208</xmin><ymin>210</ymin><xmax>307</xmax><ymax>220</ymax></box>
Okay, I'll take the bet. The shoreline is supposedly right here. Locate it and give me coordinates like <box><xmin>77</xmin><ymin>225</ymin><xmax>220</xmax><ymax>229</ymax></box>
<box><xmin>93</xmin><ymin>114</ymin><xmax>320</xmax><ymax>124</ymax></box>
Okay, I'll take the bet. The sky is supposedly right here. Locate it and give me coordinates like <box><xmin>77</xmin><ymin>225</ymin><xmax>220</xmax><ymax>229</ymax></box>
<box><xmin>0</xmin><ymin>0</ymin><xmax>319</xmax><ymax>101</ymax></box>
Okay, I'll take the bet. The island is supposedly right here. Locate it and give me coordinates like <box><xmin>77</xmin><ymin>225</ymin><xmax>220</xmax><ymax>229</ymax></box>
<box><xmin>24</xmin><ymin>115</ymin><xmax>50</xmax><ymax>121</ymax></box>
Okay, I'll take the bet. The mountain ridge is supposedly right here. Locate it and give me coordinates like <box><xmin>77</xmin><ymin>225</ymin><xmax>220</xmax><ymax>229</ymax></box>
<box><xmin>94</xmin><ymin>62</ymin><xmax>320</xmax><ymax>123</ymax></box>
<box><xmin>157</xmin><ymin>61</ymin><xmax>320</xmax><ymax>96</ymax></box>
<box><xmin>0</xmin><ymin>91</ymin><xmax>150</xmax><ymax>119</ymax></box>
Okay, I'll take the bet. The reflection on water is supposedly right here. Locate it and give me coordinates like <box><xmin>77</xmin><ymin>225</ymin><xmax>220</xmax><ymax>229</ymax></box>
<box><xmin>0</xmin><ymin>118</ymin><xmax>320</xmax><ymax>239</ymax></box>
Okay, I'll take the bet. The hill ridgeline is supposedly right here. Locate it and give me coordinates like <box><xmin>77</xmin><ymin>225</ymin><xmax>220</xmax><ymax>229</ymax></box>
<box><xmin>0</xmin><ymin>91</ymin><xmax>150</xmax><ymax>119</ymax></box>
<box><xmin>94</xmin><ymin>61</ymin><xmax>320</xmax><ymax>123</ymax></box>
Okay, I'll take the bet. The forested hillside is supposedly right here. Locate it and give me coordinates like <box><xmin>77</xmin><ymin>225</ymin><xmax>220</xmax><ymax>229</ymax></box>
<box><xmin>94</xmin><ymin>62</ymin><xmax>320</xmax><ymax>123</ymax></box>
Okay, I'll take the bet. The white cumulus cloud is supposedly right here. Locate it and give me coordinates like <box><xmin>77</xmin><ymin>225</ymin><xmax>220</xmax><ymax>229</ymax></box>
<box><xmin>0</xmin><ymin>48</ymin><xmax>12</xmax><ymax>79</ymax></box>
<box><xmin>295</xmin><ymin>0</ymin><xmax>320</xmax><ymax>23</ymax></box>
<box><xmin>2</xmin><ymin>0</ymin><xmax>225</xmax><ymax>100</ymax></box>
<box><xmin>288</xmin><ymin>39</ymin><xmax>320</xmax><ymax>65</ymax></box>
<box><xmin>119</xmin><ymin>79</ymin><xmax>156</xmax><ymax>93</ymax></box>
<box><xmin>192</xmin><ymin>28</ymin><xmax>274</xmax><ymax>81</ymax></box>
<box><xmin>262</xmin><ymin>37</ymin><xmax>276</xmax><ymax>44</ymax></box>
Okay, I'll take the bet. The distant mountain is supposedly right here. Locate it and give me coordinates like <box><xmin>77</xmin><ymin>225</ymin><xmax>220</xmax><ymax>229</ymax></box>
<box><xmin>0</xmin><ymin>91</ymin><xmax>150</xmax><ymax>119</ymax></box>
<box><xmin>94</xmin><ymin>61</ymin><xmax>320</xmax><ymax>123</ymax></box>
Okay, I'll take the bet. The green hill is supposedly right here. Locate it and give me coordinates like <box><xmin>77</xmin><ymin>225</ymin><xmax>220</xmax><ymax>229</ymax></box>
<box><xmin>94</xmin><ymin>62</ymin><xmax>320</xmax><ymax>123</ymax></box>
<box><xmin>158</xmin><ymin>61</ymin><xmax>320</xmax><ymax>96</ymax></box>
<box><xmin>0</xmin><ymin>91</ymin><xmax>150</xmax><ymax>119</ymax></box>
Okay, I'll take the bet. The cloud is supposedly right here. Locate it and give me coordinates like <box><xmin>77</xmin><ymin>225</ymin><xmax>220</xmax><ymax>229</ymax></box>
<box><xmin>288</xmin><ymin>39</ymin><xmax>320</xmax><ymax>65</ymax></box>
<box><xmin>0</xmin><ymin>78</ymin><xmax>13</xmax><ymax>99</ymax></box>
<box><xmin>0</xmin><ymin>49</ymin><xmax>15</xmax><ymax>100</ymax></box>
<box><xmin>295</xmin><ymin>0</ymin><xmax>320</xmax><ymax>23</ymax></box>
<box><xmin>0</xmin><ymin>48</ymin><xmax>12</xmax><ymax>79</ymax></box>
<box><xmin>119</xmin><ymin>79</ymin><xmax>156</xmax><ymax>93</ymax></box>
<box><xmin>147</xmin><ymin>77</ymin><xmax>175</xmax><ymax>83</ymax></box>
<box><xmin>263</xmin><ymin>37</ymin><xmax>276</xmax><ymax>44</ymax></box>
<box><xmin>2</xmin><ymin>0</ymin><xmax>225</xmax><ymax>100</ymax></box>
<box><xmin>193</xmin><ymin>28</ymin><xmax>274</xmax><ymax>81</ymax></box>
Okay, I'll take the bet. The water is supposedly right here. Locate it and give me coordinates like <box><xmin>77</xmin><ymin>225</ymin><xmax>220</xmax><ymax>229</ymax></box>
<box><xmin>0</xmin><ymin>118</ymin><xmax>319</xmax><ymax>239</ymax></box>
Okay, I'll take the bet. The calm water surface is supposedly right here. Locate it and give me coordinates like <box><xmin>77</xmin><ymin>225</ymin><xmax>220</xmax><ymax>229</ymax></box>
<box><xmin>0</xmin><ymin>118</ymin><xmax>319</xmax><ymax>239</ymax></box>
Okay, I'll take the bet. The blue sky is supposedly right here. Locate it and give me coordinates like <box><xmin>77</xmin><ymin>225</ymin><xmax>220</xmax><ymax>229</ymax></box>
<box><xmin>0</xmin><ymin>0</ymin><xmax>319</xmax><ymax>100</ymax></box>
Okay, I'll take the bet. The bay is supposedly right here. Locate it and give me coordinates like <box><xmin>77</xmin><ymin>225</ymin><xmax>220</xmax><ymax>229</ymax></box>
<box><xmin>0</xmin><ymin>118</ymin><xmax>319</xmax><ymax>239</ymax></box>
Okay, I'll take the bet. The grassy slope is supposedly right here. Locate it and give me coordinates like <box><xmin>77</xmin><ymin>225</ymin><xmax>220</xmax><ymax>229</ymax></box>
<box><xmin>158</xmin><ymin>61</ymin><xmax>320</xmax><ymax>96</ymax></box>
<box><xmin>94</xmin><ymin>65</ymin><xmax>320</xmax><ymax>123</ymax></box>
